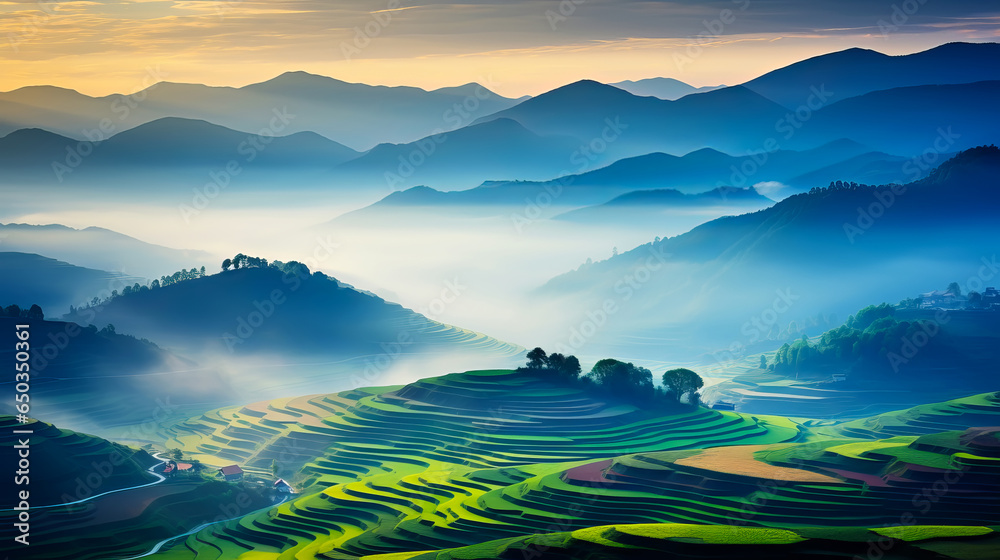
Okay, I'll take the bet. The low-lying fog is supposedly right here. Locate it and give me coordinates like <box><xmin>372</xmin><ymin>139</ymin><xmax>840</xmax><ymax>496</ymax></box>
<box><xmin>8</xmin><ymin>179</ymin><xmax>946</xmax><ymax>392</ymax></box>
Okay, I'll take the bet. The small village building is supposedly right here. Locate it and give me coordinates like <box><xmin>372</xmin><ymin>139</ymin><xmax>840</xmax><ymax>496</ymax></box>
<box><xmin>219</xmin><ymin>465</ymin><xmax>244</xmax><ymax>481</ymax></box>
<box><xmin>920</xmin><ymin>290</ymin><xmax>966</xmax><ymax>309</ymax></box>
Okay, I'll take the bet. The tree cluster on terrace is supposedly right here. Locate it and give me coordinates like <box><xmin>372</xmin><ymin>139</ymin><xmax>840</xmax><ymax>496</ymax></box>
<box><xmin>517</xmin><ymin>347</ymin><xmax>704</xmax><ymax>408</ymax></box>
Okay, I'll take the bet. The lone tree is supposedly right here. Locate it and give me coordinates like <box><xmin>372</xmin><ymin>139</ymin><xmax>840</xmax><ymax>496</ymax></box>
<box><xmin>662</xmin><ymin>368</ymin><xmax>704</xmax><ymax>406</ymax></box>
<box><xmin>222</xmin><ymin>258</ymin><xmax>232</xmax><ymax>272</ymax></box>
<box><xmin>525</xmin><ymin>347</ymin><xmax>548</xmax><ymax>369</ymax></box>
<box><xmin>271</xmin><ymin>459</ymin><xmax>279</xmax><ymax>479</ymax></box>
<box><xmin>170</xmin><ymin>448</ymin><xmax>183</xmax><ymax>461</ymax></box>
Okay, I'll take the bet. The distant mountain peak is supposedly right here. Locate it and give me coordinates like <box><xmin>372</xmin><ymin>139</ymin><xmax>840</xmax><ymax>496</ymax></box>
<box><xmin>456</xmin><ymin>116</ymin><xmax>545</xmax><ymax>139</ymax></box>
<box><xmin>0</xmin><ymin>84</ymin><xmax>85</xmax><ymax>97</ymax></box>
<box><xmin>683</xmin><ymin>147</ymin><xmax>730</xmax><ymax>158</ymax></box>
<box><xmin>277</xmin><ymin>70</ymin><xmax>325</xmax><ymax>78</ymax></box>
<box><xmin>108</xmin><ymin>116</ymin><xmax>238</xmax><ymax>140</ymax></box>
<box><xmin>741</xmin><ymin>42</ymin><xmax>1000</xmax><ymax>109</ymax></box>
<box><xmin>547</xmin><ymin>79</ymin><xmax>639</xmax><ymax>99</ymax></box>
<box><xmin>616</xmin><ymin>77</ymin><xmax>689</xmax><ymax>86</ymax></box>
<box><xmin>374</xmin><ymin>185</ymin><xmax>447</xmax><ymax>206</ymax></box>
<box><xmin>919</xmin><ymin>41</ymin><xmax>1000</xmax><ymax>55</ymax></box>
<box><xmin>0</xmin><ymin>127</ymin><xmax>71</xmax><ymax>142</ymax></box>
<box><xmin>253</xmin><ymin>70</ymin><xmax>349</xmax><ymax>87</ymax></box>
<box><xmin>609</xmin><ymin>77</ymin><xmax>726</xmax><ymax>100</ymax></box>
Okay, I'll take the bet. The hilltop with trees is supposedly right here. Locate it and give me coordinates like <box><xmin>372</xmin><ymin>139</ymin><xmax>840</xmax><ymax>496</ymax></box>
<box><xmin>72</xmin><ymin>253</ymin><xmax>314</xmax><ymax>313</ymax></box>
<box><xmin>767</xmin><ymin>303</ymin><xmax>956</xmax><ymax>377</ymax></box>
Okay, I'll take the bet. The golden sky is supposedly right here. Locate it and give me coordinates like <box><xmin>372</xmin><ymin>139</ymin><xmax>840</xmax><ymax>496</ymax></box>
<box><xmin>1</xmin><ymin>0</ymin><xmax>998</xmax><ymax>97</ymax></box>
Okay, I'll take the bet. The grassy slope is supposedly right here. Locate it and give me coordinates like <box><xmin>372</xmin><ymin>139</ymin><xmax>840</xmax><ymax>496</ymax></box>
<box><xmin>0</xmin><ymin>415</ymin><xmax>157</xmax><ymax>505</ymax></box>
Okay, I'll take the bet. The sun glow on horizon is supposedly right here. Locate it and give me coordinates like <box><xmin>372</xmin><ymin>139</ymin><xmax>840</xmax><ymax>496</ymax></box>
<box><xmin>0</xmin><ymin>0</ymin><xmax>996</xmax><ymax>97</ymax></box>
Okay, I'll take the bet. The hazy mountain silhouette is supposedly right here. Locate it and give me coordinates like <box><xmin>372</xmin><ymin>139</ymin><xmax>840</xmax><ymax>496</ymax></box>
<box><xmin>64</xmin><ymin>265</ymin><xmax>520</xmax><ymax>359</ymax></box>
<box><xmin>0</xmin><ymin>117</ymin><xmax>361</xmax><ymax>187</ymax></box>
<box><xmin>468</xmin><ymin>43</ymin><xmax>999</xmax><ymax>162</ymax></box>
<box><xmin>789</xmin><ymin>81</ymin><xmax>1000</xmax><ymax>155</ymax></box>
<box><xmin>552</xmin><ymin>187</ymin><xmax>774</xmax><ymax>225</ymax></box>
<box><xmin>0</xmin><ymin>314</ymin><xmax>227</xmax><ymax>430</ymax></box>
<box><xmin>0</xmin><ymin>252</ymin><xmax>144</xmax><ymax>314</ymax></box>
<box><xmin>474</xmin><ymin>74</ymin><xmax>997</xmax><ymax>167</ymax></box>
<box><xmin>95</xmin><ymin>117</ymin><xmax>359</xmax><ymax>166</ymax></box>
<box><xmin>4</xmin><ymin>44</ymin><xmax>996</xmax><ymax>193</ymax></box>
<box><xmin>539</xmin><ymin>146</ymin><xmax>1000</xmax><ymax>360</ymax></box>
<box><xmin>330</xmin><ymin>140</ymin><xmax>918</xmax><ymax>224</ymax></box>
<box><xmin>472</xmin><ymin>80</ymin><xmax>790</xmax><ymax>162</ymax></box>
<box><xmin>331</xmin><ymin>118</ymin><xmax>583</xmax><ymax>190</ymax></box>
<box><xmin>0</xmin><ymin>128</ymin><xmax>80</xmax><ymax>180</ymax></box>
<box><xmin>609</xmin><ymin>78</ymin><xmax>725</xmax><ymax>100</ymax></box>
<box><xmin>786</xmin><ymin>151</ymin><xmax>923</xmax><ymax>189</ymax></box>
<box><xmin>543</xmin><ymin>139</ymin><xmax>876</xmax><ymax>193</ymax></box>
<box><xmin>0</xmin><ymin>72</ymin><xmax>524</xmax><ymax>150</ymax></box>
<box><xmin>741</xmin><ymin>42</ymin><xmax>1000</xmax><ymax>108</ymax></box>
<box><xmin>0</xmin><ymin>222</ymin><xmax>211</xmax><ymax>279</ymax></box>
<box><xmin>0</xmin><ymin>85</ymin><xmax>104</xmax><ymax>140</ymax></box>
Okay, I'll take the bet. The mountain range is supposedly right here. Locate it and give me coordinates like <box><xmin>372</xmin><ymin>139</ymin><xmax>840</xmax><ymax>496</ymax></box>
<box><xmin>0</xmin><ymin>118</ymin><xmax>360</xmax><ymax>188</ymax></box>
<box><xmin>552</xmin><ymin>187</ymin><xmax>774</xmax><ymax>225</ymax></box>
<box><xmin>0</xmin><ymin>43</ymin><xmax>996</xmax><ymax>194</ymax></box>
<box><xmin>609</xmin><ymin>78</ymin><xmax>725</xmax><ymax>100</ymax></box>
<box><xmin>742</xmin><ymin>42</ymin><xmax>1000</xmax><ymax>108</ymax></box>
<box><xmin>0</xmin><ymin>252</ymin><xmax>144</xmax><ymax>314</ymax></box>
<box><xmin>330</xmin><ymin>117</ymin><xmax>584</xmax><ymax>190</ymax></box>
<box><xmin>474</xmin><ymin>77</ymin><xmax>999</xmax><ymax>164</ymax></box>
<box><xmin>0</xmin><ymin>72</ymin><xmax>525</xmax><ymax>151</ymax></box>
<box><xmin>0</xmin><ymin>222</ymin><xmax>211</xmax><ymax>280</ymax></box>
<box><xmin>329</xmin><ymin>139</ymin><xmax>906</xmax><ymax>226</ymax></box>
<box><xmin>538</xmin><ymin>146</ymin><xmax>1000</xmax><ymax>361</ymax></box>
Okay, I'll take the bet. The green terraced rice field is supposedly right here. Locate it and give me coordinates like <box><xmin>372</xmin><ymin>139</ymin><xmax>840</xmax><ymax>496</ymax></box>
<box><xmin>140</xmin><ymin>372</ymin><xmax>1000</xmax><ymax>559</ymax></box>
<box><xmin>361</xmin><ymin>523</ymin><xmax>1000</xmax><ymax>559</ymax></box>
